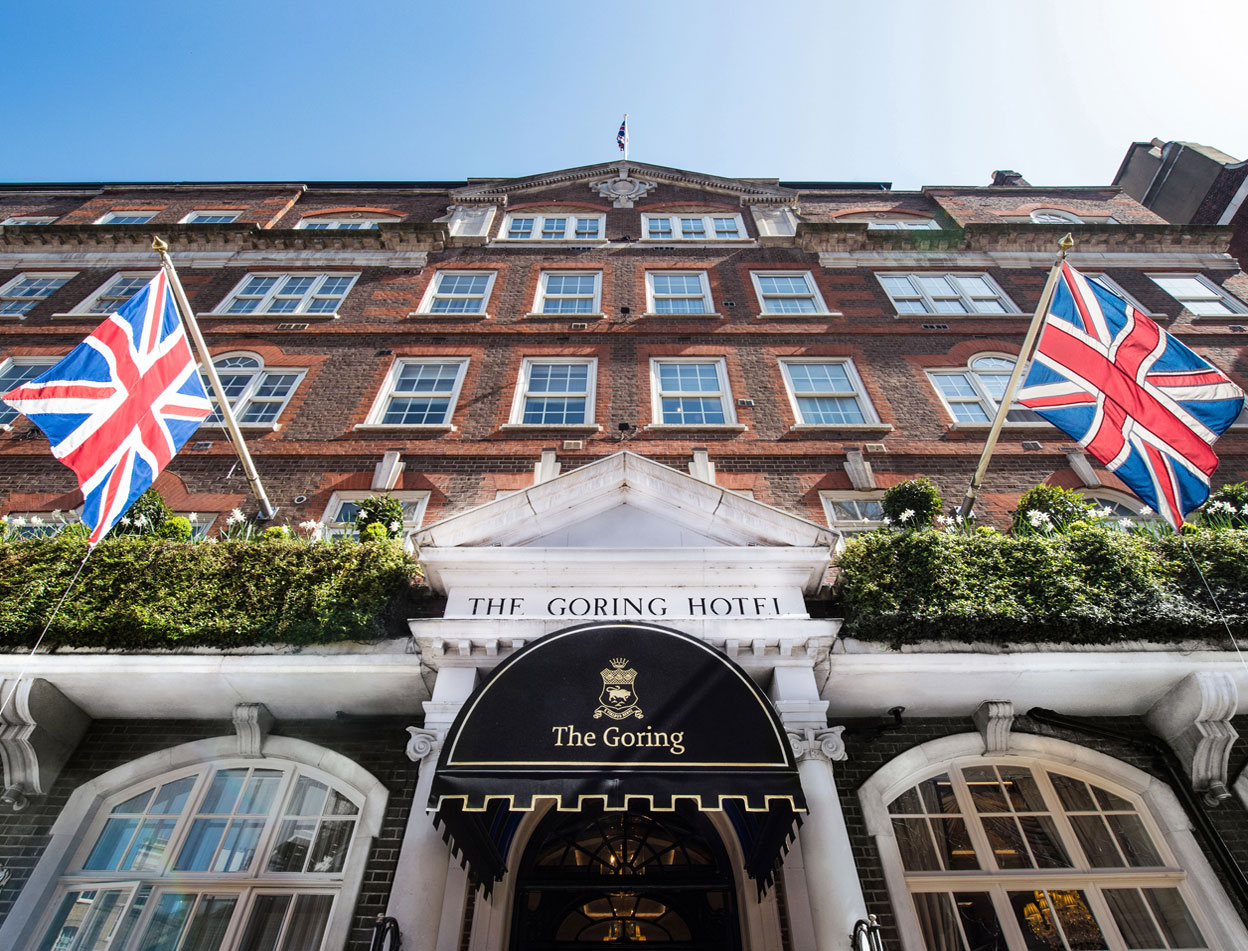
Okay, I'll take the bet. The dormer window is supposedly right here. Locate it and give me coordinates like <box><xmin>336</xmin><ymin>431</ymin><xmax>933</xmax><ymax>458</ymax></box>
<box><xmin>640</xmin><ymin>213</ymin><xmax>748</xmax><ymax>241</ymax></box>
<box><xmin>500</xmin><ymin>212</ymin><xmax>605</xmax><ymax>242</ymax></box>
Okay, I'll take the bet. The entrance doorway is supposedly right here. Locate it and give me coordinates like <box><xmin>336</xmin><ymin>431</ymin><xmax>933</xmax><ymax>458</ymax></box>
<box><xmin>510</xmin><ymin>806</ymin><xmax>741</xmax><ymax>949</ymax></box>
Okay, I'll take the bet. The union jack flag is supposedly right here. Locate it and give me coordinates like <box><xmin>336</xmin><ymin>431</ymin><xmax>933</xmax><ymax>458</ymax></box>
<box><xmin>617</xmin><ymin>116</ymin><xmax>628</xmax><ymax>152</ymax></box>
<box><xmin>1018</xmin><ymin>262</ymin><xmax>1244</xmax><ymax>528</ymax></box>
<box><xmin>3</xmin><ymin>271</ymin><xmax>213</xmax><ymax>543</ymax></box>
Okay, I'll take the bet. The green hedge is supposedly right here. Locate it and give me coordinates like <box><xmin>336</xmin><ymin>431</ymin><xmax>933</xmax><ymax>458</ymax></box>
<box><xmin>832</xmin><ymin>528</ymin><xmax>1248</xmax><ymax>646</ymax></box>
<box><xmin>0</xmin><ymin>537</ymin><xmax>424</xmax><ymax>650</ymax></box>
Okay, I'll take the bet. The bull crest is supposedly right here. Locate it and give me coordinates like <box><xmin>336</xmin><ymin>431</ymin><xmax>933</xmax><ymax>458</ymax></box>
<box><xmin>594</xmin><ymin>657</ymin><xmax>643</xmax><ymax>720</ymax></box>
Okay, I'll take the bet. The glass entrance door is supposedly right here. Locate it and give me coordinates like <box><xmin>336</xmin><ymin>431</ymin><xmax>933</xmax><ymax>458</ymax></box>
<box><xmin>510</xmin><ymin>807</ymin><xmax>740</xmax><ymax>950</ymax></box>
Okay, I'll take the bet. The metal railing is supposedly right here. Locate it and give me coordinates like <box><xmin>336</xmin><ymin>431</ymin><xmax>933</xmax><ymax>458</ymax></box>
<box><xmin>852</xmin><ymin>915</ymin><xmax>884</xmax><ymax>951</ymax></box>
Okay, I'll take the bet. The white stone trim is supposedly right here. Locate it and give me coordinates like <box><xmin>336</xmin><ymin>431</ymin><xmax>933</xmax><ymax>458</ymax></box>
<box><xmin>858</xmin><ymin>732</ymin><xmax>1248</xmax><ymax>951</ymax></box>
<box><xmin>0</xmin><ymin>733</ymin><xmax>387</xmax><ymax>951</ymax></box>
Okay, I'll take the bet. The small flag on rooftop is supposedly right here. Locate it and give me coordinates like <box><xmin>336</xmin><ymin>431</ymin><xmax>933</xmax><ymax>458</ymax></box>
<box><xmin>617</xmin><ymin>114</ymin><xmax>629</xmax><ymax>159</ymax></box>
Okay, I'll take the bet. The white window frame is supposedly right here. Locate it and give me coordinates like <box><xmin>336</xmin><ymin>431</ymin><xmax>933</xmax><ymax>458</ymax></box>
<box><xmin>779</xmin><ymin>358</ymin><xmax>880</xmax><ymax>428</ymax></box>
<box><xmin>506</xmin><ymin>357</ymin><xmax>599</xmax><ymax>428</ymax></box>
<box><xmin>321</xmin><ymin>490</ymin><xmax>430</xmax><ymax>550</ymax></box>
<box><xmin>181</xmin><ymin>210</ymin><xmax>243</xmax><ymax>224</ymax></box>
<box><xmin>209</xmin><ymin>272</ymin><xmax>359</xmax><ymax>318</ymax></box>
<box><xmin>295</xmin><ymin>215</ymin><xmax>398</xmax><ymax>230</ymax></box>
<box><xmin>928</xmin><ymin>353</ymin><xmax>1045</xmax><ymax>427</ymax></box>
<box><xmin>839</xmin><ymin>215</ymin><xmax>939</xmax><ymax>230</ymax></box>
<box><xmin>2</xmin><ymin>215</ymin><xmax>57</xmax><ymax>226</ymax></box>
<box><xmin>498</xmin><ymin>212</ymin><xmax>606</xmax><ymax>243</ymax></box>
<box><xmin>95</xmin><ymin>211</ymin><xmax>157</xmax><ymax>225</ymax></box>
<box><xmin>0</xmin><ymin>271</ymin><xmax>76</xmax><ymax>318</ymax></box>
<box><xmin>640</xmin><ymin>213</ymin><xmax>748</xmax><ymax>242</ymax></box>
<box><xmin>361</xmin><ymin>357</ymin><xmax>470</xmax><ymax>429</ymax></box>
<box><xmin>879</xmin><ymin>272</ymin><xmax>1021</xmax><ymax>316</ymax></box>
<box><xmin>0</xmin><ymin>735</ymin><xmax>387</xmax><ymax>951</ymax></box>
<box><xmin>645</xmin><ymin>271</ymin><xmax>714</xmax><ymax>316</ymax></box>
<box><xmin>1030</xmin><ymin>208</ymin><xmax>1085</xmax><ymax>224</ymax></box>
<box><xmin>1148</xmin><ymin>273</ymin><xmax>1248</xmax><ymax>317</ymax></box>
<box><xmin>415</xmin><ymin>270</ymin><xmax>497</xmax><ymax>317</ymax></box>
<box><xmin>202</xmin><ymin>352</ymin><xmax>306</xmax><ymax>429</ymax></box>
<box><xmin>0</xmin><ymin>357</ymin><xmax>58</xmax><ymax>427</ymax></box>
<box><xmin>1083</xmin><ymin>272</ymin><xmax>1161</xmax><ymax>317</ymax></box>
<box><xmin>859</xmin><ymin>733</ymin><xmax>1246</xmax><ymax>951</ymax></box>
<box><xmin>648</xmin><ymin>357</ymin><xmax>741</xmax><ymax>429</ymax></box>
<box><xmin>72</xmin><ymin>271</ymin><xmax>158</xmax><ymax>315</ymax></box>
<box><xmin>532</xmin><ymin>271</ymin><xmax>603</xmax><ymax>316</ymax></box>
<box><xmin>750</xmin><ymin>271</ymin><xmax>834</xmax><ymax>316</ymax></box>
<box><xmin>820</xmin><ymin>491</ymin><xmax>886</xmax><ymax>537</ymax></box>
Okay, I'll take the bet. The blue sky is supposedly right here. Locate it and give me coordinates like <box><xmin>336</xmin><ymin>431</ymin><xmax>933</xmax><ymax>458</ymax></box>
<box><xmin>3</xmin><ymin>0</ymin><xmax>1244</xmax><ymax>189</ymax></box>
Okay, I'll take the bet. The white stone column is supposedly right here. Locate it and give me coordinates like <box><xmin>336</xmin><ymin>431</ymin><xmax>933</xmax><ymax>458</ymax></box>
<box><xmin>386</xmin><ymin>667</ymin><xmax>478</xmax><ymax>951</ymax></box>
<box><xmin>771</xmin><ymin>666</ymin><xmax>867</xmax><ymax>951</ymax></box>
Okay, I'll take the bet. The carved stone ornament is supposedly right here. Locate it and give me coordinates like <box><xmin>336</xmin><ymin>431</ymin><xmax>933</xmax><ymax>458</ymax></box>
<box><xmin>406</xmin><ymin>727</ymin><xmax>440</xmax><ymax>763</ymax></box>
<box><xmin>590</xmin><ymin>166</ymin><xmax>658</xmax><ymax>208</ymax></box>
<box><xmin>0</xmin><ymin>678</ymin><xmax>90</xmax><ymax>804</ymax></box>
<box><xmin>1146</xmin><ymin>671</ymin><xmax>1239</xmax><ymax>805</ymax></box>
<box><xmin>973</xmin><ymin>700</ymin><xmax>1016</xmax><ymax>754</ymax></box>
<box><xmin>750</xmin><ymin>204</ymin><xmax>798</xmax><ymax>237</ymax></box>
<box><xmin>788</xmin><ymin>726</ymin><xmax>848</xmax><ymax>763</ymax></box>
<box><xmin>233</xmin><ymin>703</ymin><xmax>275</xmax><ymax>759</ymax></box>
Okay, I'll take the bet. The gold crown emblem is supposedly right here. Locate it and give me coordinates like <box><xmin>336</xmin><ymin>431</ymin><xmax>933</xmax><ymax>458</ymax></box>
<box><xmin>609</xmin><ymin>657</ymin><xmax>629</xmax><ymax>669</ymax></box>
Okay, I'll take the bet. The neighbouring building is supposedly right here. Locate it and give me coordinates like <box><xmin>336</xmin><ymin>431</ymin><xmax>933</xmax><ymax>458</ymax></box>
<box><xmin>1</xmin><ymin>155</ymin><xmax>1248</xmax><ymax>951</ymax></box>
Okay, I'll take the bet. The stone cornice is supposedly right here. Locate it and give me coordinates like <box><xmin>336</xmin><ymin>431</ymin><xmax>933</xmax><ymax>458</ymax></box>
<box><xmin>797</xmin><ymin>221</ymin><xmax>1232</xmax><ymax>256</ymax></box>
<box><xmin>0</xmin><ymin>222</ymin><xmax>449</xmax><ymax>254</ymax></box>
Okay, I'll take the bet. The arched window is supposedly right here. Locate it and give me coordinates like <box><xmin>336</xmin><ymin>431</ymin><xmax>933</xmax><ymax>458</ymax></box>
<box><xmin>1080</xmin><ymin>490</ymin><xmax>1163</xmax><ymax>528</ymax></box>
<box><xmin>1030</xmin><ymin>209</ymin><xmax>1085</xmax><ymax>224</ymax></box>
<box><xmin>861</xmin><ymin>736</ymin><xmax>1246</xmax><ymax>951</ymax></box>
<box><xmin>24</xmin><ymin>756</ymin><xmax>376</xmax><ymax>951</ymax></box>
<box><xmin>202</xmin><ymin>354</ymin><xmax>305</xmax><ymax>426</ymax></box>
<box><xmin>928</xmin><ymin>354</ymin><xmax>1043</xmax><ymax>424</ymax></box>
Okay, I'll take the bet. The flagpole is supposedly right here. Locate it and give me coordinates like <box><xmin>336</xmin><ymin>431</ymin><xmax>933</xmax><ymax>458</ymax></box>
<box><xmin>956</xmin><ymin>233</ymin><xmax>1074</xmax><ymax>522</ymax></box>
<box><xmin>152</xmin><ymin>237</ymin><xmax>276</xmax><ymax>520</ymax></box>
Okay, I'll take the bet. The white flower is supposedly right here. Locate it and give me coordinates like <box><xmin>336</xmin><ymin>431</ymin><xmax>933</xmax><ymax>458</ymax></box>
<box><xmin>388</xmin><ymin>520</ymin><xmax>401</xmax><ymax>533</ymax></box>
<box><xmin>119</xmin><ymin>515</ymin><xmax>131</xmax><ymax>526</ymax></box>
<box><xmin>1210</xmin><ymin>500</ymin><xmax>1233</xmax><ymax>514</ymax></box>
<box><xmin>133</xmin><ymin>513</ymin><xmax>148</xmax><ymax>527</ymax></box>
<box><xmin>50</xmin><ymin>509</ymin><xmax>62</xmax><ymax>519</ymax></box>
<box><xmin>1027</xmin><ymin>509</ymin><xmax>1051</xmax><ymax>529</ymax></box>
<box><xmin>10</xmin><ymin>516</ymin><xmax>26</xmax><ymax>527</ymax></box>
<box><xmin>1137</xmin><ymin>505</ymin><xmax>1153</xmax><ymax>516</ymax></box>
<box><xmin>899</xmin><ymin>508</ymin><xmax>915</xmax><ymax>523</ymax></box>
<box><xmin>1241</xmin><ymin>504</ymin><xmax>1248</xmax><ymax>515</ymax></box>
<box><xmin>881</xmin><ymin>515</ymin><xmax>892</xmax><ymax>526</ymax></box>
<box><xmin>936</xmin><ymin>515</ymin><xmax>954</xmax><ymax>527</ymax></box>
<box><xmin>188</xmin><ymin>512</ymin><xmax>198</xmax><ymax>522</ymax></box>
<box><xmin>29</xmin><ymin>515</ymin><xmax>44</xmax><ymax>526</ymax></box>
<box><xmin>1119</xmin><ymin>518</ymin><xmax>1135</xmax><ymax>530</ymax></box>
<box><xmin>203</xmin><ymin>536</ymin><xmax>218</xmax><ymax>544</ymax></box>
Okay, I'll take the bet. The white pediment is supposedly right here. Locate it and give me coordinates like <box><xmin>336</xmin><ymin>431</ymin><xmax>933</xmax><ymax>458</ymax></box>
<box><xmin>415</xmin><ymin>453</ymin><xmax>836</xmax><ymax>595</ymax></box>
<box><xmin>416</xmin><ymin>451</ymin><xmax>834</xmax><ymax>550</ymax></box>
<box><xmin>450</xmin><ymin>161</ymin><xmax>797</xmax><ymax>207</ymax></box>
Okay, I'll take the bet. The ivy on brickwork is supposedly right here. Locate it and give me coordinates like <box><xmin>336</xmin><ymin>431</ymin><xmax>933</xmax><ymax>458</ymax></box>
<box><xmin>0</xmin><ymin>536</ymin><xmax>424</xmax><ymax>650</ymax></box>
<box><xmin>833</xmin><ymin>481</ymin><xmax>1248</xmax><ymax>647</ymax></box>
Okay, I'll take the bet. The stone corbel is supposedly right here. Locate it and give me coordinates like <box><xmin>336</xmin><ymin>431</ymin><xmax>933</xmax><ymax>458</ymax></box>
<box><xmin>843</xmin><ymin>450</ymin><xmax>875</xmax><ymax>490</ymax></box>
<box><xmin>439</xmin><ymin>204</ymin><xmax>497</xmax><ymax>244</ymax></box>
<box><xmin>750</xmin><ymin>204</ymin><xmax>798</xmax><ymax>239</ymax></box>
<box><xmin>1146</xmin><ymin>672</ymin><xmax>1239</xmax><ymax>805</ymax></box>
<box><xmin>788</xmin><ymin>726</ymin><xmax>848</xmax><ymax>764</ymax></box>
<box><xmin>0</xmin><ymin>678</ymin><xmax>90</xmax><ymax>810</ymax></box>
<box><xmin>233</xmin><ymin>703</ymin><xmax>275</xmax><ymax>759</ymax></box>
<box><xmin>973</xmin><ymin>700</ymin><xmax>1015</xmax><ymax>754</ymax></box>
<box><xmin>405</xmin><ymin>727</ymin><xmax>441</xmax><ymax>763</ymax></box>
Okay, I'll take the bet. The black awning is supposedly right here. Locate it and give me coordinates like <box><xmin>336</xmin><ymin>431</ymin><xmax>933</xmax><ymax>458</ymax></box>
<box><xmin>430</xmin><ymin>621</ymin><xmax>805</xmax><ymax>891</ymax></box>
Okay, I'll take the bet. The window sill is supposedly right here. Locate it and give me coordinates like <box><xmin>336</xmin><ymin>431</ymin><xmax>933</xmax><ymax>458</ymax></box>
<box><xmin>523</xmin><ymin>312</ymin><xmax>607</xmax><ymax>320</ymax></box>
<box><xmin>407</xmin><ymin>311</ymin><xmax>491</xmax><ymax>320</ymax></box>
<box><xmin>634</xmin><ymin>239</ymin><xmax>756</xmax><ymax>247</ymax></box>
<box><xmin>643</xmin><ymin>423</ymin><xmax>748</xmax><ymax>432</ymax></box>
<box><xmin>499</xmin><ymin>423</ymin><xmax>604</xmax><ymax>432</ymax></box>
<box><xmin>639</xmin><ymin>312</ymin><xmax>724</xmax><ymax>320</ymax></box>
<box><xmin>947</xmin><ymin>421</ymin><xmax>1051</xmax><ymax>431</ymax></box>
<box><xmin>790</xmin><ymin>423</ymin><xmax>894</xmax><ymax>432</ymax></box>
<box><xmin>893</xmin><ymin>311</ymin><xmax>1029</xmax><ymax>319</ymax></box>
<box><xmin>353</xmin><ymin>423</ymin><xmax>456</xmax><ymax>432</ymax></box>
<box><xmin>202</xmin><ymin>311</ymin><xmax>340</xmax><ymax>320</ymax></box>
<box><xmin>756</xmin><ymin>312</ymin><xmax>842</xmax><ymax>320</ymax></box>
<box><xmin>491</xmin><ymin>239</ymin><xmax>610</xmax><ymax>248</ymax></box>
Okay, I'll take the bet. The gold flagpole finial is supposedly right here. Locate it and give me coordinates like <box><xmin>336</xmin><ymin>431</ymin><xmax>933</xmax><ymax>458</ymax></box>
<box><xmin>1059</xmin><ymin>232</ymin><xmax>1074</xmax><ymax>256</ymax></box>
<box><xmin>152</xmin><ymin>235</ymin><xmax>169</xmax><ymax>253</ymax></box>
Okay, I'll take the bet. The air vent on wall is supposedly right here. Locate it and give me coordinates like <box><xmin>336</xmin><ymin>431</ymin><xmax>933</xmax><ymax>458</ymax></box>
<box><xmin>864</xmin><ymin>443</ymin><xmax>888</xmax><ymax>453</ymax></box>
<box><xmin>191</xmin><ymin>441</ymin><xmax>212</xmax><ymax>451</ymax></box>
<box><xmin>1230</xmin><ymin>325</ymin><xmax>1247</xmax><ymax>333</ymax></box>
<box><xmin>275</xmin><ymin>322</ymin><xmax>309</xmax><ymax>331</ymax></box>
<box><xmin>1022</xmin><ymin>441</ymin><xmax>1044</xmax><ymax>451</ymax></box>
<box><xmin>921</xmin><ymin>323</ymin><xmax>949</xmax><ymax>331</ymax></box>
<box><xmin>570</xmin><ymin>322</ymin><xmax>588</xmax><ymax>331</ymax></box>
<box><xmin>563</xmin><ymin>440</ymin><xmax>584</xmax><ymax>450</ymax></box>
